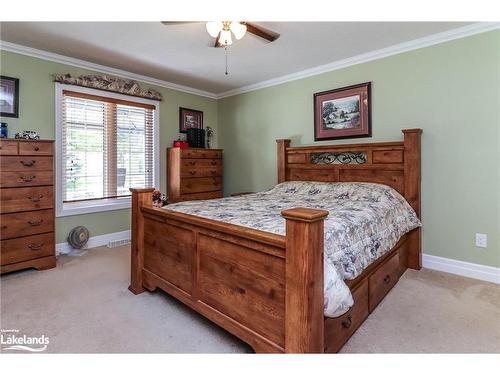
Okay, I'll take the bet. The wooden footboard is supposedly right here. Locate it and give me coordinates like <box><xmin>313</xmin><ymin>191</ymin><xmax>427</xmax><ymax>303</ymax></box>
<box><xmin>130</xmin><ymin>188</ymin><xmax>328</xmax><ymax>353</ymax></box>
<box><xmin>128</xmin><ymin>128</ymin><xmax>422</xmax><ymax>353</ymax></box>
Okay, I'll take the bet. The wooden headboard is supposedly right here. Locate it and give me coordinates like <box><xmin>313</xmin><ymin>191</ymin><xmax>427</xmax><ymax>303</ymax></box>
<box><xmin>276</xmin><ymin>129</ymin><xmax>422</xmax><ymax>218</ymax></box>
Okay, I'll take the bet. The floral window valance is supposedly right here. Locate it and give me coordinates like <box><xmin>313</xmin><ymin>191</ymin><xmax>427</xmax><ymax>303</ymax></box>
<box><xmin>54</xmin><ymin>74</ymin><xmax>162</xmax><ymax>101</ymax></box>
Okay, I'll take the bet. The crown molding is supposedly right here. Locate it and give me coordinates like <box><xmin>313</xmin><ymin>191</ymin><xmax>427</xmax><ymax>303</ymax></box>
<box><xmin>216</xmin><ymin>22</ymin><xmax>500</xmax><ymax>99</ymax></box>
<box><xmin>0</xmin><ymin>40</ymin><xmax>218</xmax><ymax>99</ymax></box>
<box><xmin>1</xmin><ymin>22</ymin><xmax>498</xmax><ymax>100</ymax></box>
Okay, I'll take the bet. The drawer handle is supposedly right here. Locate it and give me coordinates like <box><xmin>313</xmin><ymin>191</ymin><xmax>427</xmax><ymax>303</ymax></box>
<box><xmin>34</xmin><ymin>146</ymin><xmax>40</xmax><ymax>151</ymax></box>
<box><xmin>341</xmin><ymin>315</ymin><xmax>352</xmax><ymax>329</ymax></box>
<box><xmin>210</xmin><ymin>161</ymin><xmax>217</xmax><ymax>165</ymax></box>
<box><xmin>189</xmin><ymin>161</ymin><xmax>196</xmax><ymax>166</ymax></box>
<box><xmin>384</xmin><ymin>275</ymin><xmax>391</xmax><ymax>284</ymax></box>
<box><xmin>20</xmin><ymin>175</ymin><xmax>36</xmax><ymax>182</ymax></box>
<box><xmin>29</xmin><ymin>195</ymin><xmax>43</xmax><ymax>202</ymax></box>
<box><xmin>28</xmin><ymin>219</ymin><xmax>43</xmax><ymax>226</ymax></box>
<box><xmin>28</xmin><ymin>243</ymin><xmax>44</xmax><ymax>251</ymax></box>
<box><xmin>20</xmin><ymin>160</ymin><xmax>36</xmax><ymax>167</ymax></box>
<box><xmin>210</xmin><ymin>170</ymin><xmax>216</xmax><ymax>175</ymax></box>
<box><xmin>189</xmin><ymin>171</ymin><xmax>196</xmax><ymax>175</ymax></box>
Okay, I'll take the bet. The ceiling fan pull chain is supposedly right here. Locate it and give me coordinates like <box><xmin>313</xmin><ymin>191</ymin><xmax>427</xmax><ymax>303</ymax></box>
<box><xmin>225</xmin><ymin>46</ymin><xmax>229</xmax><ymax>75</ymax></box>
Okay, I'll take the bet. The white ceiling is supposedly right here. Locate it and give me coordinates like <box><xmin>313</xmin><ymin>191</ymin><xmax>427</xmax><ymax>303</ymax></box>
<box><xmin>0</xmin><ymin>22</ymin><xmax>472</xmax><ymax>95</ymax></box>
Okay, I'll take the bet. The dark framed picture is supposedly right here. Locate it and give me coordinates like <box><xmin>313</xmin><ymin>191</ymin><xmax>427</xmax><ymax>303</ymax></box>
<box><xmin>179</xmin><ymin>107</ymin><xmax>203</xmax><ymax>133</ymax></box>
<box><xmin>314</xmin><ymin>82</ymin><xmax>371</xmax><ymax>141</ymax></box>
<box><xmin>0</xmin><ymin>76</ymin><xmax>20</xmax><ymax>118</ymax></box>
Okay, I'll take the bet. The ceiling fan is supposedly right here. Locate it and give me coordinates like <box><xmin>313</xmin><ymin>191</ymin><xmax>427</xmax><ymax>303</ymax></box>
<box><xmin>161</xmin><ymin>21</ymin><xmax>280</xmax><ymax>47</ymax></box>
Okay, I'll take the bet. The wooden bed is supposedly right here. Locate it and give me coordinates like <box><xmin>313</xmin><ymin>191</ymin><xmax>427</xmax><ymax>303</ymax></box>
<box><xmin>129</xmin><ymin>128</ymin><xmax>422</xmax><ymax>353</ymax></box>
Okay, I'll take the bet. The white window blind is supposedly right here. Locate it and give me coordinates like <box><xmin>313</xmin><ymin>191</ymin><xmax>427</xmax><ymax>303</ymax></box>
<box><xmin>61</xmin><ymin>90</ymin><xmax>155</xmax><ymax>203</ymax></box>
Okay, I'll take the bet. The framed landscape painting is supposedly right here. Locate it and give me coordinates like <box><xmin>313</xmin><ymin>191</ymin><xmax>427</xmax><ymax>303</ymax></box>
<box><xmin>314</xmin><ymin>82</ymin><xmax>371</xmax><ymax>141</ymax></box>
<box><xmin>179</xmin><ymin>107</ymin><xmax>203</xmax><ymax>133</ymax></box>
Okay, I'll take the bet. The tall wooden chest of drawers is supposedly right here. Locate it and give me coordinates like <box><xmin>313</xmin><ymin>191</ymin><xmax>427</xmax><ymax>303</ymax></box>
<box><xmin>167</xmin><ymin>147</ymin><xmax>223</xmax><ymax>203</ymax></box>
<box><xmin>0</xmin><ymin>139</ymin><xmax>56</xmax><ymax>274</ymax></box>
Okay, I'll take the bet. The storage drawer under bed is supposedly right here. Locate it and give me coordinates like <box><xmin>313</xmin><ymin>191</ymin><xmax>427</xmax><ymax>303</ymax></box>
<box><xmin>368</xmin><ymin>251</ymin><xmax>400</xmax><ymax>311</ymax></box>
<box><xmin>324</xmin><ymin>280</ymin><xmax>369</xmax><ymax>353</ymax></box>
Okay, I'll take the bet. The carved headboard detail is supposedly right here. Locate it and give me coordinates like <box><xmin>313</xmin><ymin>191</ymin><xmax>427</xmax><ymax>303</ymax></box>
<box><xmin>310</xmin><ymin>151</ymin><xmax>367</xmax><ymax>165</ymax></box>
<box><xmin>276</xmin><ymin>129</ymin><xmax>422</xmax><ymax>218</ymax></box>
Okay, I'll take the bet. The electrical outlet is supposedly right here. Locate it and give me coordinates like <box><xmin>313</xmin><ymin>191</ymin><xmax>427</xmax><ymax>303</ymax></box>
<box><xmin>475</xmin><ymin>233</ymin><xmax>487</xmax><ymax>248</ymax></box>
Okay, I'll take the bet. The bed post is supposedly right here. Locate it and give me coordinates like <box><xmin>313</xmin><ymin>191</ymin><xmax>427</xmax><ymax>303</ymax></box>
<box><xmin>129</xmin><ymin>188</ymin><xmax>154</xmax><ymax>294</ymax></box>
<box><xmin>403</xmin><ymin>129</ymin><xmax>422</xmax><ymax>270</ymax></box>
<box><xmin>281</xmin><ymin>207</ymin><xmax>329</xmax><ymax>353</ymax></box>
<box><xmin>276</xmin><ymin>139</ymin><xmax>291</xmax><ymax>183</ymax></box>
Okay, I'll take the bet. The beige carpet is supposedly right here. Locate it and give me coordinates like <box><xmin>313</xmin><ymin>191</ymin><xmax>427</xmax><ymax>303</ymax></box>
<box><xmin>1</xmin><ymin>245</ymin><xmax>499</xmax><ymax>353</ymax></box>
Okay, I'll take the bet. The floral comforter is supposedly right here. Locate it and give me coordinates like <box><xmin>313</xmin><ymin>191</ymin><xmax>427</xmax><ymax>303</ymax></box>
<box><xmin>164</xmin><ymin>181</ymin><xmax>421</xmax><ymax>317</ymax></box>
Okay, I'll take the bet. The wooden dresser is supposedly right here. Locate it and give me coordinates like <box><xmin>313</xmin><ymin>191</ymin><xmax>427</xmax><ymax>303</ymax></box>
<box><xmin>167</xmin><ymin>147</ymin><xmax>223</xmax><ymax>203</ymax></box>
<box><xmin>0</xmin><ymin>139</ymin><xmax>56</xmax><ymax>274</ymax></box>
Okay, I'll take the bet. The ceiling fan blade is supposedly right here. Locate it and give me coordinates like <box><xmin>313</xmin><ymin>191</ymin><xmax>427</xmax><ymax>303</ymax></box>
<box><xmin>213</xmin><ymin>31</ymin><xmax>223</xmax><ymax>48</ymax></box>
<box><xmin>244</xmin><ymin>22</ymin><xmax>280</xmax><ymax>42</ymax></box>
<box><xmin>161</xmin><ymin>21</ymin><xmax>200</xmax><ymax>25</ymax></box>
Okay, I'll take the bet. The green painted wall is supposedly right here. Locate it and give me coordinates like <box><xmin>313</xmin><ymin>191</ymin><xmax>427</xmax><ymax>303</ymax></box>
<box><xmin>2</xmin><ymin>31</ymin><xmax>499</xmax><ymax>266</ymax></box>
<box><xmin>218</xmin><ymin>30</ymin><xmax>500</xmax><ymax>268</ymax></box>
<box><xmin>0</xmin><ymin>50</ymin><xmax>218</xmax><ymax>243</ymax></box>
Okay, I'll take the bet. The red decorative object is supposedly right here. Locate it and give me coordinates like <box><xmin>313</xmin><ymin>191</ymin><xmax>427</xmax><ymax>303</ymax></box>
<box><xmin>173</xmin><ymin>140</ymin><xmax>189</xmax><ymax>148</ymax></box>
<box><xmin>152</xmin><ymin>190</ymin><xmax>168</xmax><ymax>207</ymax></box>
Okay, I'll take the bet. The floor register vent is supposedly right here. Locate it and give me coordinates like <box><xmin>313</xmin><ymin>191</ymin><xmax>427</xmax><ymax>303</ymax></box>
<box><xmin>107</xmin><ymin>238</ymin><xmax>131</xmax><ymax>248</ymax></box>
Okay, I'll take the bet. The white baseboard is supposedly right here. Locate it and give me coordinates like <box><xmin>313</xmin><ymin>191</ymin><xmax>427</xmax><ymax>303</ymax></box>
<box><xmin>56</xmin><ymin>230</ymin><xmax>131</xmax><ymax>255</ymax></box>
<box><xmin>423</xmin><ymin>254</ymin><xmax>500</xmax><ymax>284</ymax></box>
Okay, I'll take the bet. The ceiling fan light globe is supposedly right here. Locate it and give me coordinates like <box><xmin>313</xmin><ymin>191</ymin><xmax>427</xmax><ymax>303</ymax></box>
<box><xmin>206</xmin><ymin>21</ymin><xmax>223</xmax><ymax>38</ymax></box>
<box><xmin>230</xmin><ymin>21</ymin><xmax>247</xmax><ymax>40</ymax></box>
<box><xmin>219</xmin><ymin>29</ymin><xmax>233</xmax><ymax>46</ymax></box>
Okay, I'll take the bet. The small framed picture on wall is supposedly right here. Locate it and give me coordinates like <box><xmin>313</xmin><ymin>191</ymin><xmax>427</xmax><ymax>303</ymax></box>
<box><xmin>179</xmin><ymin>107</ymin><xmax>203</xmax><ymax>133</ymax></box>
<box><xmin>0</xmin><ymin>76</ymin><xmax>20</xmax><ymax>118</ymax></box>
<box><xmin>314</xmin><ymin>82</ymin><xmax>371</xmax><ymax>141</ymax></box>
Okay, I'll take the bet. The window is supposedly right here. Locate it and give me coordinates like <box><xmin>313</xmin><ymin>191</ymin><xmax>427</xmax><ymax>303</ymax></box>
<box><xmin>55</xmin><ymin>84</ymin><xmax>159</xmax><ymax>216</ymax></box>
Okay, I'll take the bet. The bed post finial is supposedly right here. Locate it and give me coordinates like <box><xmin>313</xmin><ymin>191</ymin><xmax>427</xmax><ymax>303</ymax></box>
<box><xmin>402</xmin><ymin>129</ymin><xmax>422</xmax><ymax>270</ymax></box>
<box><xmin>276</xmin><ymin>139</ymin><xmax>291</xmax><ymax>184</ymax></box>
<box><xmin>129</xmin><ymin>187</ymin><xmax>155</xmax><ymax>294</ymax></box>
<box><xmin>281</xmin><ymin>207</ymin><xmax>328</xmax><ymax>353</ymax></box>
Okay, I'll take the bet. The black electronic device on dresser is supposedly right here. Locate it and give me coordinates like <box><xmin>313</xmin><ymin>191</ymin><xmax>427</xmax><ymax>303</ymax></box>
<box><xmin>186</xmin><ymin>128</ymin><xmax>205</xmax><ymax>148</ymax></box>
